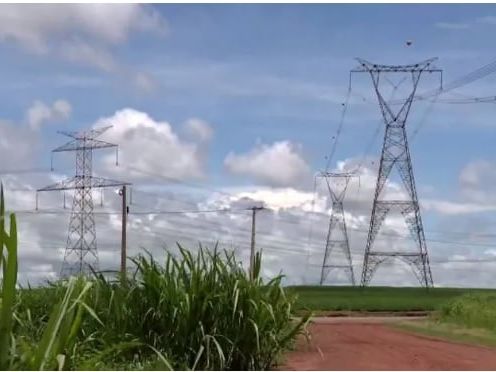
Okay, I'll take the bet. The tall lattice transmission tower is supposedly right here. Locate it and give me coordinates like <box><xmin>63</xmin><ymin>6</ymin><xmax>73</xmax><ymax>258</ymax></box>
<box><xmin>351</xmin><ymin>58</ymin><xmax>442</xmax><ymax>287</ymax></box>
<box><xmin>37</xmin><ymin>126</ymin><xmax>130</xmax><ymax>277</ymax></box>
<box><xmin>319</xmin><ymin>171</ymin><xmax>356</xmax><ymax>286</ymax></box>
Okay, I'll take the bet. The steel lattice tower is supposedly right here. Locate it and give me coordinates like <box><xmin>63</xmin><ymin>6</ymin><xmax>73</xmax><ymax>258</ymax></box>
<box><xmin>37</xmin><ymin>126</ymin><xmax>130</xmax><ymax>277</ymax></box>
<box><xmin>352</xmin><ymin>58</ymin><xmax>442</xmax><ymax>287</ymax></box>
<box><xmin>319</xmin><ymin>171</ymin><xmax>356</xmax><ymax>286</ymax></box>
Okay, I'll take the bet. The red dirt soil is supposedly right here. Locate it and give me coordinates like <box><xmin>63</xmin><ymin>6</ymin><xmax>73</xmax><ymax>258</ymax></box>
<box><xmin>282</xmin><ymin>321</ymin><xmax>496</xmax><ymax>370</ymax></box>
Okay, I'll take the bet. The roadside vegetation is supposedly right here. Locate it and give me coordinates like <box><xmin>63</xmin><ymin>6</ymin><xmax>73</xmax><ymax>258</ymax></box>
<box><xmin>439</xmin><ymin>292</ymin><xmax>496</xmax><ymax>331</ymax></box>
<box><xmin>393</xmin><ymin>293</ymin><xmax>496</xmax><ymax>348</ymax></box>
<box><xmin>288</xmin><ymin>285</ymin><xmax>496</xmax><ymax>312</ymax></box>
<box><xmin>0</xmin><ymin>187</ymin><xmax>310</xmax><ymax>370</ymax></box>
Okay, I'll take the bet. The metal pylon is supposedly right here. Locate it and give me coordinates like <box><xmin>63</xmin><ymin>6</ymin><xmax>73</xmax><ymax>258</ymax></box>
<box><xmin>319</xmin><ymin>171</ymin><xmax>356</xmax><ymax>286</ymax></box>
<box><xmin>37</xmin><ymin>126</ymin><xmax>130</xmax><ymax>277</ymax></box>
<box><xmin>351</xmin><ymin>58</ymin><xmax>442</xmax><ymax>287</ymax></box>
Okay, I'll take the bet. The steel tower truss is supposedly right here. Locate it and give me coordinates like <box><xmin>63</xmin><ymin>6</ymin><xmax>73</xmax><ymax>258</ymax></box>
<box><xmin>319</xmin><ymin>171</ymin><xmax>356</xmax><ymax>286</ymax></box>
<box><xmin>38</xmin><ymin>126</ymin><xmax>130</xmax><ymax>277</ymax></box>
<box><xmin>351</xmin><ymin>58</ymin><xmax>442</xmax><ymax>287</ymax></box>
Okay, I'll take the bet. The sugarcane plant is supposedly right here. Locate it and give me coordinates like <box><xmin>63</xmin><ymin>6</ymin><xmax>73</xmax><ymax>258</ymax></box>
<box><xmin>0</xmin><ymin>185</ymin><xmax>98</xmax><ymax>370</ymax></box>
<box><xmin>0</xmin><ymin>184</ymin><xmax>18</xmax><ymax>370</ymax></box>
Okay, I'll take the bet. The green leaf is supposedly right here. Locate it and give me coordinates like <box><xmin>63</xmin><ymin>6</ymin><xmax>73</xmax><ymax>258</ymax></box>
<box><xmin>0</xmin><ymin>187</ymin><xmax>17</xmax><ymax>370</ymax></box>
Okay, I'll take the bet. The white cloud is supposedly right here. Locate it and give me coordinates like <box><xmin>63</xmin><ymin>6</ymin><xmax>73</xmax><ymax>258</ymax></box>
<box><xmin>476</xmin><ymin>16</ymin><xmax>496</xmax><ymax>25</ymax></box>
<box><xmin>133</xmin><ymin>72</ymin><xmax>157</xmax><ymax>94</ymax></box>
<box><xmin>95</xmin><ymin>108</ymin><xmax>206</xmax><ymax>181</ymax></box>
<box><xmin>459</xmin><ymin>159</ymin><xmax>494</xmax><ymax>188</ymax></box>
<box><xmin>0</xmin><ymin>121</ymin><xmax>39</xmax><ymax>167</ymax></box>
<box><xmin>224</xmin><ymin>141</ymin><xmax>311</xmax><ymax>187</ymax></box>
<box><xmin>422</xmin><ymin>199</ymin><xmax>496</xmax><ymax>215</ymax></box>
<box><xmin>152</xmin><ymin>60</ymin><xmax>347</xmax><ymax>107</ymax></box>
<box><xmin>459</xmin><ymin>159</ymin><xmax>496</xmax><ymax>203</ymax></box>
<box><xmin>435</xmin><ymin>21</ymin><xmax>470</xmax><ymax>30</ymax></box>
<box><xmin>59</xmin><ymin>41</ymin><xmax>117</xmax><ymax>73</ymax></box>
<box><xmin>183</xmin><ymin>118</ymin><xmax>214</xmax><ymax>142</ymax></box>
<box><xmin>0</xmin><ymin>4</ymin><xmax>166</xmax><ymax>52</ymax></box>
<box><xmin>0</xmin><ymin>4</ymin><xmax>165</xmax><ymax>90</ymax></box>
<box><xmin>435</xmin><ymin>15</ymin><xmax>496</xmax><ymax>31</ymax></box>
<box><xmin>26</xmin><ymin>99</ymin><xmax>72</xmax><ymax>130</ymax></box>
<box><xmin>204</xmin><ymin>187</ymin><xmax>320</xmax><ymax>212</ymax></box>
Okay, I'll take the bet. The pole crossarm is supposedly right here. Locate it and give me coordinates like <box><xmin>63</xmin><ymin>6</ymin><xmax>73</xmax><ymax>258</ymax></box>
<box><xmin>37</xmin><ymin>176</ymin><xmax>130</xmax><ymax>192</ymax></box>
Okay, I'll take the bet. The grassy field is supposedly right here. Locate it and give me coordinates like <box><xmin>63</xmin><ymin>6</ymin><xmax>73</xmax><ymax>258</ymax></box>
<box><xmin>288</xmin><ymin>285</ymin><xmax>496</xmax><ymax>312</ymax></box>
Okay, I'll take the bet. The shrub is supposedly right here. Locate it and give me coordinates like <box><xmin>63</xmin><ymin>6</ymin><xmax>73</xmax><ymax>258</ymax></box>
<box><xmin>439</xmin><ymin>293</ymin><xmax>496</xmax><ymax>332</ymax></box>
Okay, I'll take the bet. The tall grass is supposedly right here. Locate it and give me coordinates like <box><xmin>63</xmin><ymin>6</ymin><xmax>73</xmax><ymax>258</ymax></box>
<box><xmin>439</xmin><ymin>293</ymin><xmax>496</xmax><ymax>332</ymax></box>
<box><xmin>81</xmin><ymin>247</ymin><xmax>310</xmax><ymax>370</ymax></box>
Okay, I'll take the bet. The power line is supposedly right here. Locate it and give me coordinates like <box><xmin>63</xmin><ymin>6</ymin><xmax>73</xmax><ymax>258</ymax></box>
<box><xmin>389</xmin><ymin>57</ymin><xmax>496</xmax><ymax>105</ymax></box>
<box><xmin>275</xmin><ymin>214</ymin><xmax>496</xmax><ymax>248</ymax></box>
<box><xmin>13</xmin><ymin>207</ymin><xmax>250</xmax><ymax>216</ymax></box>
<box><xmin>0</xmin><ymin>167</ymin><xmax>53</xmax><ymax>175</ymax></box>
<box><xmin>325</xmin><ymin>88</ymin><xmax>352</xmax><ymax>171</ymax></box>
<box><xmin>304</xmin><ymin>175</ymin><xmax>319</xmax><ymax>281</ymax></box>
<box><xmin>124</xmin><ymin>165</ymin><xmax>236</xmax><ymax>198</ymax></box>
<box><xmin>409</xmin><ymin>95</ymin><xmax>439</xmax><ymax>141</ymax></box>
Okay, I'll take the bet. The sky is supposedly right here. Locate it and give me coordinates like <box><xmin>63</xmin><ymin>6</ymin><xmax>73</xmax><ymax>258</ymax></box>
<box><xmin>1</xmin><ymin>3</ymin><xmax>496</xmax><ymax>287</ymax></box>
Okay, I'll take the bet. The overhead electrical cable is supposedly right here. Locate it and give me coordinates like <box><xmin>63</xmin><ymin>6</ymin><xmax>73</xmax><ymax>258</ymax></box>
<box><xmin>325</xmin><ymin>87</ymin><xmax>352</xmax><ymax>171</ymax></box>
<box><xmin>390</xmin><ymin>57</ymin><xmax>496</xmax><ymax>105</ymax></box>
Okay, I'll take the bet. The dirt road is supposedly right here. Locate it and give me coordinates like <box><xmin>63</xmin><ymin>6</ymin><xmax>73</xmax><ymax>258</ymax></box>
<box><xmin>282</xmin><ymin>318</ymin><xmax>496</xmax><ymax>370</ymax></box>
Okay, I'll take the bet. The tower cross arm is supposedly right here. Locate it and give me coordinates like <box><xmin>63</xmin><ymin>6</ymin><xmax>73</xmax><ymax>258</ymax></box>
<box><xmin>57</xmin><ymin>125</ymin><xmax>113</xmax><ymax>140</ymax></box>
<box><xmin>52</xmin><ymin>139</ymin><xmax>117</xmax><ymax>153</ymax></box>
<box><xmin>37</xmin><ymin>176</ymin><xmax>131</xmax><ymax>192</ymax></box>
<box><xmin>351</xmin><ymin>57</ymin><xmax>441</xmax><ymax>73</ymax></box>
<box><xmin>86</xmin><ymin>176</ymin><xmax>131</xmax><ymax>189</ymax></box>
<box><xmin>317</xmin><ymin>170</ymin><xmax>358</xmax><ymax>178</ymax></box>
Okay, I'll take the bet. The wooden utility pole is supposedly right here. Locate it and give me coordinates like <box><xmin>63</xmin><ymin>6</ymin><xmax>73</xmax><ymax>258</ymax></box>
<box><xmin>249</xmin><ymin>206</ymin><xmax>265</xmax><ymax>280</ymax></box>
<box><xmin>120</xmin><ymin>185</ymin><xmax>127</xmax><ymax>281</ymax></box>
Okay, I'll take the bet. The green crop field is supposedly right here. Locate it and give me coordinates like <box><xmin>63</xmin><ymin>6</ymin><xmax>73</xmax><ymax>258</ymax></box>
<box><xmin>288</xmin><ymin>285</ymin><xmax>496</xmax><ymax>312</ymax></box>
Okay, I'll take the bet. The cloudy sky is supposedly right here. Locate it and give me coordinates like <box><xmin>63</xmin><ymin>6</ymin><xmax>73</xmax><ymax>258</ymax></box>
<box><xmin>1</xmin><ymin>3</ymin><xmax>496</xmax><ymax>287</ymax></box>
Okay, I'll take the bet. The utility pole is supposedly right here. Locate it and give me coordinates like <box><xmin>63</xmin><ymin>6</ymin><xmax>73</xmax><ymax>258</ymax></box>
<box><xmin>119</xmin><ymin>185</ymin><xmax>127</xmax><ymax>281</ymax></box>
<box><xmin>249</xmin><ymin>206</ymin><xmax>265</xmax><ymax>280</ymax></box>
<box><xmin>37</xmin><ymin>126</ymin><xmax>130</xmax><ymax>277</ymax></box>
<box><xmin>351</xmin><ymin>58</ymin><xmax>442</xmax><ymax>287</ymax></box>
